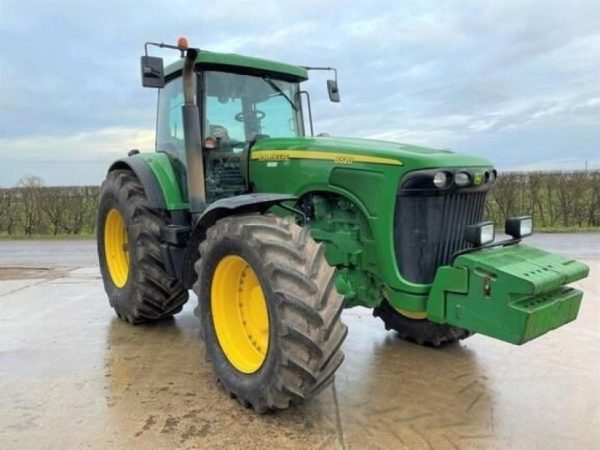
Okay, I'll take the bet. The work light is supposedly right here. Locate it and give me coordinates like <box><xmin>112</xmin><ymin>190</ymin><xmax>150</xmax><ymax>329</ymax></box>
<box><xmin>465</xmin><ymin>221</ymin><xmax>495</xmax><ymax>247</ymax></box>
<box><xmin>455</xmin><ymin>172</ymin><xmax>470</xmax><ymax>187</ymax></box>
<box><xmin>433</xmin><ymin>171</ymin><xmax>449</xmax><ymax>188</ymax></box>
<box><xmin>505</xmin><ymin>216</ymin><xmax>533</xmax><ymax>239</ymax></box>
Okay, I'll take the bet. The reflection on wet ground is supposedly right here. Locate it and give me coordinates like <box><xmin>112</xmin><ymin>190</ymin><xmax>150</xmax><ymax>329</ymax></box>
<box><xmin>0</xmin><ymin>253</ymin><xmax>598</xmax><ymax>449</ymax></box>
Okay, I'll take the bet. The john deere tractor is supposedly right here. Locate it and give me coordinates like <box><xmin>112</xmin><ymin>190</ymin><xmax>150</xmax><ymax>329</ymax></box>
<box><xmin>97</xmin><ymin>38</ymin><xmax>589</xmax><ymax>412</ymax></box>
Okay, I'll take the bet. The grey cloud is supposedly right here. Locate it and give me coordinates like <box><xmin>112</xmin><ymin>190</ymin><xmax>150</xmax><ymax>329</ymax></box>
<box><xmin>0</xmin><ymin>0</ymin><xmax>599</xmax><ymax>185</ymax></box>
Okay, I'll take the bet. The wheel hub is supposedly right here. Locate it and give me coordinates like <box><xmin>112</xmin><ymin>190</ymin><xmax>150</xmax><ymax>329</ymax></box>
<box><xmin>211</xmin><ymin>255</ymin><xmax>269</xmax><ymax>373</ymax></box>
<box><xmin>104</xmin><ymin>208</ymin><xmax>129</xmax><ymax>288</ymax></box>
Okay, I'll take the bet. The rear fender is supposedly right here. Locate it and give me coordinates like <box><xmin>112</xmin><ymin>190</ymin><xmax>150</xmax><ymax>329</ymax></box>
<box><xmin>108</xmin><ymin>152</ymin><xmax>186</xmax><ymax>210</ymax></box>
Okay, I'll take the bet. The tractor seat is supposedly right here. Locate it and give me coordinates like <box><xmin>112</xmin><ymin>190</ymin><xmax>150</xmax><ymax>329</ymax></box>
<box><xmin>209</xmin><ymin>124</ymin><xmax>230</xmax><ymax>144</ymax></box>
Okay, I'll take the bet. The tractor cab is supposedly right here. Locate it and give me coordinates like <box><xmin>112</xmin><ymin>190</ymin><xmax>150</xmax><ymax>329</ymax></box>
<box><xmin>157</xmin><ymin>69</ymin><xmax>305</xmax><ymax>157</ymax></box>
<box><xmin>141</xmin><ymin>40</ymin><xmax>339</xmax><ymax>206</ymax></box>
<box><xmin>156</xmin><ymin>69</ymin><xmax>305</xmax><ymax>202</ymax></box>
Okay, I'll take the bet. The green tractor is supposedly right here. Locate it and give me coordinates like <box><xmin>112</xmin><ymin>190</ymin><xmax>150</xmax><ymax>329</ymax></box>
<box><xmin>97</xmin><ymin>38</ymin><xmax>589</xmax><ymax>412</ymax></box>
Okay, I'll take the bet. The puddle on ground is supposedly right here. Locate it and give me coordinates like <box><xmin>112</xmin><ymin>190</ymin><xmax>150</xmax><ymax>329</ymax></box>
<box><xmin>0</xmin><ymin>267</ymin><xmax>70</xmax><ymax>280</ymax></box>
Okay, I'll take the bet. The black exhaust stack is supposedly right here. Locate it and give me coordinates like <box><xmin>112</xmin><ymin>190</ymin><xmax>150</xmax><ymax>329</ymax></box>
<box><xmin>181</xmin><ymin>47</ymin><xmax>207</xmax><ymax>214</ymax></box>
<box><xmin>142</xmin><ymin>39</ymin><xmax>207</xmax><ymax>214</ymax></box>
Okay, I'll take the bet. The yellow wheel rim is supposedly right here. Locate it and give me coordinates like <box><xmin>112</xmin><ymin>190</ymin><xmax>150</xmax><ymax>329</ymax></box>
<box><xmin>211</xmin><ymin>255</ymin><xmax>269</xmax><ymax>374</ymax></box>
<box><xmin>104</xmin><ymin>208</ymin><xmax>130</xmax><ymax>288</ymax></box>
<box><xmin>394</xmin><ymin>307</ymin><xmax>428</xmax><ymax>320</ymax></box>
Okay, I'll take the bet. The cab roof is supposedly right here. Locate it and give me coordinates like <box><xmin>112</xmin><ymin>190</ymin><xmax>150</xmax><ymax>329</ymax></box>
<box><xmin>164</xmin><ymin>50</ymin><xmax>309</xmax><ymax>81</ymax></box>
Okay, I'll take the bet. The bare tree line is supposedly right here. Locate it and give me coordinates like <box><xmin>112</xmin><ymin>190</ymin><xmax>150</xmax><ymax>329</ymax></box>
<box><xmin>485</xmin><ymin>170</ymin><xmax>600</xmax><ymax>229</ymax></box>
<box><xmin>0</xmin><ymin>176</ymin><xmax>100</xmax><ymax>236</ymax></box>
<box><xmin>1</xmin><ymin>171</ymin><xmax>598</xmax><ymax>237</ymax></box>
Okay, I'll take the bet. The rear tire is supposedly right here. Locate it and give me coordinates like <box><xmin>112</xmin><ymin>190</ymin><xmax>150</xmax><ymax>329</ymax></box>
<box><xmin>97</xmin><ymin>169</ymin><xmax>189</xmax><ymax>323</ymax></box>
<box><xmin>373</xmin><ymin>300</ymin><xmax>472</xmax><ymax>347</ymax></box>
<box><xmin>194</xmin><ymin>215</ymin><xmax>347</xmax><ymax>413</ymax></box>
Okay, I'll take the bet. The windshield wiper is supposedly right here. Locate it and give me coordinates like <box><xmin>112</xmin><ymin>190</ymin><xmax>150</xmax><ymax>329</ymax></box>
<box><xmin>262</xmin><ymin>77</ymin><xmax>298</xmax><ymax>112</ymax></box>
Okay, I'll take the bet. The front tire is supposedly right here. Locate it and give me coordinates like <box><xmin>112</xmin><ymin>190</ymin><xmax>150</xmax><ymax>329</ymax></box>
<box><xmin>97</xmin><ymin>169</ymin><xmax>189</xmax><ymax>323</ymax></box>
<box><xmin>194</xmin><ymin>215</ymin><xmax>347</xmax><ymax>413</ymax></box>
<box><xmin>373</xmin><ymin>300</ymin><xmax>472</xmax><ymax>347</ymax></box>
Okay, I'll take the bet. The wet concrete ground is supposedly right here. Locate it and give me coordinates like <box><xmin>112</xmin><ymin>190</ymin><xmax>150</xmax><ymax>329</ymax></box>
<box><xmin>0</xmin><ymin>236</ymin><xmax>598</xmax><ymax>449</ymax></box>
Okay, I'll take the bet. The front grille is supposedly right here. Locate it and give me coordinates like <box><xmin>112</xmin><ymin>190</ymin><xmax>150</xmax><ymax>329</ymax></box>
<box><xmin>394</xmin><ymin>191</ymin><xmax>487</xmax><ymax>283</ymax></box>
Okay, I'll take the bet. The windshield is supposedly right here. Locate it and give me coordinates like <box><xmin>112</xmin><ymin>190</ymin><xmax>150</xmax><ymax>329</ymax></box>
<box><xmin>203</xmin><ymin>71</ymin><xmax>303</xmax><ymax>146</ymax></box>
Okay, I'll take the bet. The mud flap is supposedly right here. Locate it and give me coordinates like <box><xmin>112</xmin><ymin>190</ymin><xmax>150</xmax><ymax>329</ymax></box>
<box><xmin>427</xmin><ymin>244</ymin><xmax>589</xmax><ymax>345</ymax></box>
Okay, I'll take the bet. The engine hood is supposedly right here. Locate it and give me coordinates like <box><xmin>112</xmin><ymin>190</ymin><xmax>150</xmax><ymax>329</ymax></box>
<box><xmin>251</xmin><ymin>136</ymin><xmax>492</xmax><ymax>169</ymax></box>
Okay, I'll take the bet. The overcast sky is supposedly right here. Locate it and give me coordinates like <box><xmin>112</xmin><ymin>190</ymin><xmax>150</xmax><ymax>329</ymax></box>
<box><xmin>0</xmin><ymin>0</ymin><xmax>599</xmax><ymax>186</ymax></box>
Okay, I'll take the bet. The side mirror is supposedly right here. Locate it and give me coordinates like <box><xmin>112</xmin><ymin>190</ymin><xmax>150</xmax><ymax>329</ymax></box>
<box><xmin>327</xmin><ymin>79</ymin><xmax>340</xmax><ymax>102</ymax></box>
<box><xmin>140</xmin><ymin>56</ymin><xmax>165</xmax><ymax>88</ymax></box>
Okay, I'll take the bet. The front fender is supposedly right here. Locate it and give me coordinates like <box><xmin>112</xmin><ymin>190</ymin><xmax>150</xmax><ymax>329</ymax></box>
<box><xmin>179</xmin><ymin>193</ymin><xmax>298</xmax><ymax>288</ymax></box>
<box><xmin>193</xmin><ymin>193</ymin><xmax>297</xmax><ymax>238</ymax></box>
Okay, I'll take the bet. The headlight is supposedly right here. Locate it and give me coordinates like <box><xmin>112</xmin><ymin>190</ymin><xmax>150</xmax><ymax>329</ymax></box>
<box><xmin>465</xmin><ymin>221</ymin><xmax>495</xmax><ymax>247</ymax></box>
<box><xmin>455</xmin><ymin>172</ymin><xmax>470</xmax><ymax>187</ymax></box>
<box><xmin>505</xmin><ymin>216</ymin><xmax>533</xmax><ymax>239</ymax></box>
<box><xmin>433</xmin><ymin>171</ymin><xmax>449</xmax><ymax>188</ymax></box>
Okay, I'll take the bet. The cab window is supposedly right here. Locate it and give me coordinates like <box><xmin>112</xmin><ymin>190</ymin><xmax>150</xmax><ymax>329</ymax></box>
<box><xmin>156</xmin><ymin>77</ymin><xmax>185</xmax><ymax>161</ymax></box>
<box><xmin>203</xmin><ymin>71</ymin><xmax>303</xmax><ymax>148</ymax></box>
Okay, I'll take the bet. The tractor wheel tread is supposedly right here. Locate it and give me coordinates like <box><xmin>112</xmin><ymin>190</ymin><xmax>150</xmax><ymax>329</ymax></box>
<box><xmin>279</xmin><ymin>384</ymin><xmax>305</xmax><ymax>402</ymax></box>
<box><xmin>277</xmin><ymin>293</ymin><xmax>324</xmax><ymax>327</ymax></box>
<box><xmin>307</xmin><ymin>244</ymin><xmax>327</xmax><ymax>278</ymax></box>
<box><xmin>282</xmin><ymin>359</ymin><xmax>319</xmax><ymax>382</ymax></box>
<box><xmin>318</xmin><ymin>324</ymin><xmax>348</xmax><ymax>371</ymax></box>
<box><xmin>322</xmin><ymin>280</ymin><xmax>345</xmax><ymax>338</ymax></box>
<box><xmin>308</xmin><ymin>351</ymin><xmax>344</xmax><ymax>397</ymax></box>
<box><xmin>282</xmin><ymin>328</ymin><xmax>325</xmax><ymax>359</ymax></box>
<box><xmin>269</xmin><ymin>264</ymin><xmax>319</xmax><ymax>297</ymax></box>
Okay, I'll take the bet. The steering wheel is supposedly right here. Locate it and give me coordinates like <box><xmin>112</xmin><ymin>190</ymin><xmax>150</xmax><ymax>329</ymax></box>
<box><xmin>228</xmin><ymin>140</ymin><xmax>246</xmax><ymax>149</ymax></box>
<box><xmin>235</xmin><ymin>110</ymin><xmax>265</xmax><ymax>122</ymax></box>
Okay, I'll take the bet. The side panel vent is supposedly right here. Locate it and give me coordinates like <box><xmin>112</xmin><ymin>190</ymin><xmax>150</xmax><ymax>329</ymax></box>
<box><xmin>330</xmin><ymin>169</ymin><xmax>385</xmax><ymax>216</ymax></box>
